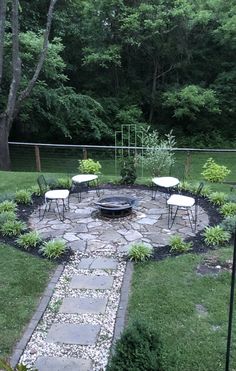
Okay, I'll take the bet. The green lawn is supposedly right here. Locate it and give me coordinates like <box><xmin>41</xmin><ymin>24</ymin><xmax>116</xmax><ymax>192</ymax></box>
<box><xmin>127</xmin><ymin>248</ymin><xmax>236</xmax><ymax>370</ymax></box>
<box><xmin>0</xmin><ymin>244</ymin><xmax>56</xmax><ymax>359</ymax></box>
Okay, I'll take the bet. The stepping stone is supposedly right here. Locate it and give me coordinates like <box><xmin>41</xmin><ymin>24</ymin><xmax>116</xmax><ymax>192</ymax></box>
<box><xmin>59</xmin><ymin>297</ymin><xmax>107</xmax><ymax>314</ymax></box>
<box><xmin>78</xmin><ymin>257</ymin><xmax>118</xmax><ymax>270</ymax></box>
<box><xmin>35</xmin><ymin>356</ymin><xmax>92</xmax><ymax>371</ymax></box>
<box><xmin>124</xmin><ymin>230</ymin><xmax>143</xmax><ymax>242</ymax></box>
<box><xmin>70</xmin><ymin>275</ymin><xmax>113</xmax><ymax>289</ymax></box>
<box><xmin>46</xmin><ymin>323</ymin><xmax>100</xmax><ymax>345</ymax></box>
<box><xmin>137</xmin><ymin>217</ymin><xmax>158</xmax><ymax>225</ymax></box>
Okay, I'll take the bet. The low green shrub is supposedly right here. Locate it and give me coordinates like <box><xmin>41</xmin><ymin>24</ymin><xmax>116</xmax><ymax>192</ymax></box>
<box><xmin>40</xmin><ymin>239</ymin><xmax>67</xmax><ymax>259</ymax></box>
<box><xmin>203</xmin><ymin>225</ymin><xmax>231</xmax><ymax>246</ymax></box>
<box><xmin>220</xmin><ymin>202</ymin><xmax>236</xmax><ymax>217</ymax></box>
<box><xmin>178</xmin><ymin>181</ymin><xmax>192</xmax><ymax>192</ymax></box>
<box><xmin>220</xmin><ymin>216</ymin><xmax>236</xmax><ymax>234</ymax></box>
<box><xmin>1</xmin><ymin>220</ymin><xmax>27</xmax><ymax>237</ymax></box>
<box><xmin>128</xmin><ymin>243</ymin><xmax>153</xmax><ymax>262</ymax></box>
<box><xmin>201</xmin><ymin>158</ymin><xmax>231</xmax><ymax>183</ymax></box>
<box><xmin>107</xmin><ymin>320</ymin><xmax>163</xmax><ymax>371</ymax></box>
<box><xmin>0</xmin><ymin>200</ymin><xmax>17</xmax><ymax>213</ymax></box>
<box><xmin>208</xmin><ymin>192</ymin><xmax>227</xmax><ymax>206</ymax></box>
<box><xmin>15</xmin><ymin>189</ymin><xmax>32</xmax><ymax>205</ymax></box>
<box><xmin>200</xmin><ymin>184</ymin><xmax>212</xmax><ymax>197</ymax></box>
<box><xmin>17</xmin><ymin>231</ymin><xmax>42</xmax><ymax>250</ymax></box>
<box><xmin>169</xmin><ymin>235</ymin><xmax>192</xmax><ymax>253</ymax></box>
<box><xmin>57</xmin><ymin>177</ymin><xmax>72</xmax><ymax>189</ymax></box>
<box><xmin>78</xmin><ymin>158</ymin><xmax>102</xmax><ymax>174</ymax></box>
<box><xmin>120</xmin><ymin>156</ymin><xmax>137</xmax><ymax>185</ymax></box>
<box><xmin>0</xmin><ymin>211</ymin><xmax>17</xmax><ymax>224</ymax></box>
<box><xmin>29</xmin><ymin>185</ymin><xmax>41</xmax><ymax>196</ymax></box>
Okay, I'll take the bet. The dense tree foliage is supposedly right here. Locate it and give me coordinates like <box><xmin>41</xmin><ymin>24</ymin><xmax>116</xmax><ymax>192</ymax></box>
<box><xmin>3</xmin><ymin>0</ymin><xmax>236</xmax><ymax>152</ymax></box>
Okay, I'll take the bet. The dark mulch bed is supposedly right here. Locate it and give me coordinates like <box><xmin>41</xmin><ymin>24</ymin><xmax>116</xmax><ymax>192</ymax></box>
<box><xmin>152</xmin><ymin>194</ymin><xmax>226</xmax><ymax>261</ymax></box>
<box><xmin>0</xmin><ymin>195</ymin><xmax>73</xmax><ymax>263</ymax></box>
<box><xmin>0</xmin><ymin>184</ymin><xmax>230</xmax><ymax>263</ymax></box>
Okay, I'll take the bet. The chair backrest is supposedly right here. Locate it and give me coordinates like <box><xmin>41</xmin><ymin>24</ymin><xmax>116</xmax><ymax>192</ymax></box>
<box><xmin>37</xmin><ymin>175</ymin><xmax>48</xmax><ymax>195</ymax></box>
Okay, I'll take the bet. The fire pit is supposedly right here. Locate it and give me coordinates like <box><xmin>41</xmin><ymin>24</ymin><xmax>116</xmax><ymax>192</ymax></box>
<box><xmin>95</xmin><ymin>196</ymin><xmax>136</xmax><ymax>218</ymax></box>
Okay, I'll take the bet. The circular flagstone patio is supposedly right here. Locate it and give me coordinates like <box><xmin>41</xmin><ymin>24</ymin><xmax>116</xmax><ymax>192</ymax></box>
<box><xmin>20</xmin><ymin>187</ymin><xmax>209</xmax><ymax>371</ymax></box>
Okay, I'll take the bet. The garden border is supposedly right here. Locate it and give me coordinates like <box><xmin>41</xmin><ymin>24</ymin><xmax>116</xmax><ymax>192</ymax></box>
<box><xmin>10</xmin><ymin>264</ymin><xmax>65</xmax><ymax>368</ymax></box>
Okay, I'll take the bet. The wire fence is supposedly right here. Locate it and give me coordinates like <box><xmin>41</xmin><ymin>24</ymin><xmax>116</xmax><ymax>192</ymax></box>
<box><xmin>9</xmin><ymin>142</ymin><xmax>236</xmax><ymax>181</ymax></box>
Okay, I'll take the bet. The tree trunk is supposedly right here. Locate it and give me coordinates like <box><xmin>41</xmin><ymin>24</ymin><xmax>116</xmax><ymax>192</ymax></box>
<box><xmin>0</xmin><ymin>115</ymin><xmax>11</xmax><ymax>170</ymax></box>
<box><xmin>149</xmin><ymin>59</ymin><xmax>159</xmax><ymax>123</ymax></box>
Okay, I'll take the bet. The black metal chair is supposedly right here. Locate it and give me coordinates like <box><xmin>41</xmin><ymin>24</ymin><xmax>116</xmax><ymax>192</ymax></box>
<box><xmin>37</xmin><ymin>175</ymin><xmax>70</xmax><ymax>221</ymax></box>
<box><xmin>167</xmin><ymin>182</ymin><xmax>204</xmax><ymax>232</ymax></box>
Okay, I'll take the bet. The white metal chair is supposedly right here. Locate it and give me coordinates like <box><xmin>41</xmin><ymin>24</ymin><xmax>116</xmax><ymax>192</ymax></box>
<box><xmin>167</xmin><ymin>182</ymin><xmax>204</xmax><ymax>232</ymax></box>
<box><xmin>37</xmin><ymin>175</ymin><xmax>70</xmax><ymax>221</ymax></box>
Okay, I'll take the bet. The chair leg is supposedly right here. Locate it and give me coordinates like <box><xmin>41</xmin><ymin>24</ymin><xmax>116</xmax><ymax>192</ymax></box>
<box><xmin>95</xmin><ymin>178</ymin><xmax>100</xmax><ymax>197</ymax></box>
<box><xmin>168</xmin><ymin>205</ymin><xmax>179</xmax><ymax>229</ymax></box>
<box><xmin>151</xmin><ymin>184</ymin><xmax>157</xmax><ymax>200</ymax></box>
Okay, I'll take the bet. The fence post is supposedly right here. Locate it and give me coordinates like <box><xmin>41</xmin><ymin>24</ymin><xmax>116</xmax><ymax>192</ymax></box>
<box><xmin>83</xmin><ymin>147</ymin><xmax>88</xmax><ymax>159</ymax></box>
<box><xmin>35</xmin><ymin>145</ymin><xmax>41</xmax><ymax>172</ymax></box>
<box><xmin>185</xmin><ymin>151</ymin><xmax>192</xmax><ymax>179</ymax></box>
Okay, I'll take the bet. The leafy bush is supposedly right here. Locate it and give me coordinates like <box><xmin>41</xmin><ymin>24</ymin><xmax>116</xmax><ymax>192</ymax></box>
<box><xmin>29</xmin><ymin>185</ymin><xmax>41</xmax><ymax>196</ymax></box>
<box><xmin>179</xmin><ymin>181</ymin><xmax>192</xmax><ymax>192</ymax></box>
<box><xmin>57</xmin><ymin>177</ymin><xmax>72</xmax><ymax>189</ymax></box>
<box><xmin>220</xmin><ymin>216</ymin><xmax>236</xmax><ymax>234</ymax></box>
<box><xmin>203</xmin><ymin>225</ymin><xmax>231</xmax><ymax>246</ymax></box>
<box><xmin>128</xmin><ymin>243</ymin><xmax>153</xmax><ymax>262</ymax></box>
<box><xmin>200</xmin><ymin>184</ymin><xmax>212</xmax><ymax>197</ymax></box>
<box><xmin>201</xmin><ymin>158</ymin><xmax>231</xmax><ymax>183</ymax></box>
<box><xmin>1</xmin><ymin>220</ymin><xmax>27</xmax><ymax>237</ymax></box>
<box><xmin>120</xmin><ymin>156</ymin><xmax>137</xmax><ymax>185</ymax></box>
<box><xmin>138</xmin><ymin>128</ymin><xmax>176</xmax><ymax>177</ymax></box>
<box><xmin>208</xmin><ymin>192</ymin><xmax>227</xmax><ymax>206</ymax></box>
<box><xmin>169</xmin><ymin>235</ymin><xmax>192</xmax><ymax>253</ymax></box>
<box><xmin>0</xmin><ymin>200</ymin><xmax>17</xmax><ymax>213</ymax></box>
<box><xmin>78</xmin><ymin>158</ymin><xmax>102</xmax><ymax>174</ymax></box>
<box><xmin>15</xmin><ymin>189</ymin><xmax>32</xmax><ymax>204</ymax></box>
<box><xmin>220</xmin><ymin>202</ymin><xmax>236</xmax><ymax>217</ymax></box>
<box><xmin>40</xmin><ymin>239</ymin><xmax>67</xmax><ymax>259</ymax></box>
<box><xmin>107</xmin><ymin>320</ymin><xmax>163</xmax><ymax>371</ymax></box>
<box><xmin>17</xmin><ymin>231</ymin><xmax>42</xmax><ymax>250</ymax></box>
<box><xmin>0</xmin><ymin>211</ymin><xmax>17</xmax><ymax>224</ymax></box>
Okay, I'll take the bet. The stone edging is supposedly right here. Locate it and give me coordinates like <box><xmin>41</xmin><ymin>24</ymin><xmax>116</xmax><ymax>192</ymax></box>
<box><xmin>111</xmin><ymin>261</ymin><xmax>133</xmax><ymax>348</ymax></box>
<box><xmin>10</xmin><ymin>264</ymin><xmax>65</xmax><ymax>368</ymax></box>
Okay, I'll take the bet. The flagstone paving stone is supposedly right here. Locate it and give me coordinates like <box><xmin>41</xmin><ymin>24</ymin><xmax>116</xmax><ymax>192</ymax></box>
<box><xmin>46</xmin><ymin>323</ymin><xmax>100</xmax><ymax>345</ymax></box>
<box><xmin>35</xmin><ymin>356</ymin><xmax>92</xmax><ymax>371</ymax></box>
<box><xmin>59</xmin><ymin>297</ymin><xmax>107</xmax><ymax>314</ymax></box>
<box><xmin>78</xmin><ymin>257</ymin><xmax>118</xmax><ymax>270</ymax></box>
<box><xmin>70</xmin><ymin>275</ymin><xmax>114</xmax><ymax>290</ymax></box>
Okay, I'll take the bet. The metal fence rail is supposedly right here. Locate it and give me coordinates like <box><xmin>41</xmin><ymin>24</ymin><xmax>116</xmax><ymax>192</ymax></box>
<box><xmin>8</xmin><ymin>142</ymin><xmax>236</xmax><ymax>181</ymax></box>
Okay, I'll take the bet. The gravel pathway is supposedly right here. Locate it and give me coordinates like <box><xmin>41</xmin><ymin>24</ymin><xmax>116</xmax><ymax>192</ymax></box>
<box><xmin>20</xmin><ymin>187</ymin><xmax>209</xmax><ymax>370</ymax></box>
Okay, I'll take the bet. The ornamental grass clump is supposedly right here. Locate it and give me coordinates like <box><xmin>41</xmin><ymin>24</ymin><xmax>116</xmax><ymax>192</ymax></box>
<box><xmin>220</xmin><ymin>202</ymin><xmax>236</xmax><ymax>217</ymax></box>
<box><xmin>17</xmin><ymin>231</ymin><xmax>42</xmax><ymax>250</ymax></box>
<box><xmin>128</xmin><ymin>243</ymin><xmax>153</xmax><ymax>262</ymax></box>
<box><xmin>203</xmin><ymin>225</ymin><xmax>231</xmax><ymax>246</ymax></box>
<box><xmin>201</xmin><ymin>158</ymin><xmax>231</xmax><ymax>183</ymax></box>
<box><xmin>169</xmin><ymin>235</ymin><xmax>192</xmax><ymax>253</ymax></box>
<box><xmin>208</xmin><ymin>192</ymin><xmax>227</xmax><ymax>206</ymax></box>
<box><xmin>1</xmin><ymin>220</ymin><xmax>27</xmax><ymax>237</ymax></box>
<box><xmin>57</xmin><ymin>177</ymin><xmax>72</xmax><ymax>189</ymax></box>
<box><xmin>15</xmin><ymin>189</ymin><xmax>32</xmax><ymax>205</ymax></box>
<box><xmin>0</xmin><ymin>211</ymin><xmax>17</xmax><ymax>224</ymax></box>
<box><xmin>0</xmin><ymin>200</ymin><xmax>17</xmax><ymax>213</ymax></box>
<box><xmin>40</xmin><ymin>239</ymin><xmax>67</xmax><ymax>259</ymax></box>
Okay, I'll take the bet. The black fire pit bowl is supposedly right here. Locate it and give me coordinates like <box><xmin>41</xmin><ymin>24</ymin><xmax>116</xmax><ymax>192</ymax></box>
<box><xmin>95</xmin><ymin>196</ymin><xmax>136</xmax><ymax>218</ymax></box>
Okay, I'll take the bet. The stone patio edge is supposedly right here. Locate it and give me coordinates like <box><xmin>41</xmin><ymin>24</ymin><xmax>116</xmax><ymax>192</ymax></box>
<box><xmin>10</xmin><ymin>263</ymin><xmax>65</xmax><ymax>368</ymax></box>
<box><xmin>111</xmin><ymin>261</ymin><xmax>133</xmax><ymax>349</ymax></box>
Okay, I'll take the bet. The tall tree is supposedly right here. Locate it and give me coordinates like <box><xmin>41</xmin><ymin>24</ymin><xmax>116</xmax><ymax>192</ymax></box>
<box><xmin>0</xmin><ymin>0</ymin><xmax>58</xmax><ymax>170</ymax></box>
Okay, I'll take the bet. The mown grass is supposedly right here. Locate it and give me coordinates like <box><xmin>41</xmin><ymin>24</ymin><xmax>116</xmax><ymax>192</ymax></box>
<box><xmin>0</xmin><ymin>244</ymin><xmax>55</xmax><ymax>359</ymax></box>
<box><xmin>127</xmin><ymin>247</ymin><xmax>236</xmax><ymax>370</ymax></box>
